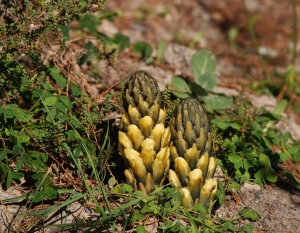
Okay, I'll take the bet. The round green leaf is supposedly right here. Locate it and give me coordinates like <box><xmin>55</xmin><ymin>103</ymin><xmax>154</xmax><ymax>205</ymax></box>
<box><xmin>45</xmin><ymin>186</ymin><xmax>58</xmax><ymax>199</ymax></box>
<box><xmin>108</xmin><ymin>177</ymin><xmax>116</xmax><ymax>188</ymax></box>
<box><xmin>193</xmin><ymin>203</ymin><xmax>208</xmax><ymax>215</ymax></box>
<box><xmin>239</xmin><ymin>207</ymin><xmax>260</xmax><ymax>221</ymax></box>
<box><xmin>228</xmin><ymin>154</ymin><xmax>241</xmax><ymax>163</ymax></box>
<box><xmin>195</xmin><ymin>72</ymin><xmax>217</xmax><ymax>91</ymax></box>
<box><xmin>254</xmin><ymin>167</ymin><xmax>277</xmax><ymax>183</ymax></box>
<box><xmin>228</xmin><ymin>181</ymin><xmax>241</xmax><ymax>191</ymax></box>
<box><xmin>265</xmin><ymin>167</ymin><xmax>277</xmax><ymax>182</ymax></box>
<box><xmin>17</xmin><ymin>131</ymin><xmax>30</xmax><ymax>144</ymax></box>
<box><xmin>44</xmin><ymin>96</ymin><xmax>57</xmax><ymax>106</ymax></box>
<box><xmin>122</xmin><ymin>183</ymin><xmax>133</xmax><ymax>193</ymax></box>
<box><xmin>133</xmin><ymin>41</ymin><xmax>152</xmax><ymax>58</ymax></box>
<box><xmin>170</xmin><ymin>77</ymin><xmax>191</xmax><ymax>98</ymax></box>
<box><xmin>191</xmin><ymin>50</ymin><xmax>217</xmax><ymax>77</ymax></box>
<box><xmin>203</xmin><ymin>95</ymin><xmax>232</xmax><ymax>110</ymax></box>
<box><xmin>223</xmin><ymin>141</ymin><xmax>236</xmax><ymax>152</ymax></box>
<box><xmin>259</xmin><ymin>153</ymin><xmax>270</xmax><ymax>166</ymax></box>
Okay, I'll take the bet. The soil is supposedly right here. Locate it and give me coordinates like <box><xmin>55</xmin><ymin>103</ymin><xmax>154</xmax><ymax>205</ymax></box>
<box><xmin>1</xmin><ymin>0</ymin><xmax>300</xmax><ymax>232</ymax></box>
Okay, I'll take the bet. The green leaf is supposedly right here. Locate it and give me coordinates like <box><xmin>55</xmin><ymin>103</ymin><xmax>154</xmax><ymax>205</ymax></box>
<box><xmin>114</xmin><ymin>33</ymin><xmax>130</xmax><ymax>51</ymax></box>
<box><xmin>281</xmin><ymin>171</ymin><xmax>300</xmax><ymax>189</ymax></box>
<box><xmin>193</xmin><ymin>203</ymin><xmax>208</xmax><ymax>215</ymax></box>
<box><xmin>190</xmin><ymin>82</ymin><xmax>208</xmax><ymax>96</ymax></box>
<box><xmin>44</xmin><ymin>96</ymin><xmax>57</xmax><ymax>106</ymax></box>
<box><xmin>254</xmin><ymin>167</ymin><xmax>277</xmax><ymax>183</ymax></box>
<box><xmin>234</xmin><ymin>160</ymin><xmax>243</xmax><ymax>170</ymax></box>
<box><xmin>254</xmin><ymin>178</ymin><xmax>264</xmax><ymax>188</ymax></box>
<box><xmin>170</xmin><ymin>77</ymin><xmax>191</xmax><ymax>98</ymax></box>
<box><xmin>239</xmin><ymin>207</ymin><xmax>260</xmax><ymax>221</ymax></box>
<box><xmin>136</xmin><ymin>225</ymin><xmax>146</xmax><ymax>233</ymax></box>
<box><xmin>0</xmin><ymin>164</ymin><xmax>8</xmax><ymax>181</ymax></box>
<box><xmin>108</xmin><ymin>177</ymin><xmax>116</xmax><ymax>188</ymax></box>
<box><xmin>228</xmin><ymin>181</ymin><xmax>241</xmax><ymax>191</ymax></box>
<box><xmin>156</xmin><ymin>39</ymin><xmax>167</xmax><ymax>62</ymax></box>
<box><xmin>240</xmin><ymin>172</ymin><xmax>250</xmax><ymax>183</ymax></box>
<box><xmin>30</xmin><ymin>128</ymin><xmax>47</xmax><ymax>139</ymax></box>
<box><xmin>223</xmin><ymin>141</ymin><xmax>236</xmax><ymax>152</ymax></box>
<box><xmin>13</xmin><ymin>144</ymin><xmax>22</xmax><ymax>155</ymax></box>
<box><xmin>6</xmin><ymin>171</ymin><xmax>12</xmax><ymax>189</ymax></box>
<box><xmin>272</xmin><ymin>99</ymin><xmax>287</xmax><ymax>116</ymax></box>
<box><xmin>216</xmin><ymin>180</ymin><xmax>225</xmax><ymax>205</ymax></box>
<box><xmin>32</xmin><ymin>172</ymin><xmax>47</xmax><ymax>180</ymax></box>
<box><xmin>16</xmin><ymin>155</ymin><xmax>25</xmax><ymax>170</ymax></box>
<box><xmin>16</xmin><ymin>131</ymin><xmax>30</xmax><ymax>144</ymax></box>
<box><xmin>191</xmin><ymin>50</ymin><xmax>217</xmax><ymax>77</ymax></box>
<box><xmin>2</xmin><ymin>104</ymin><xmax>33</xmax><ymax>122</ymax></box>
<box><xmin>162</xmin><ymin>220</ymin><xmax>182</xmax><ymax>232</ymax></box>
<box><xmin>195</xmin><ymin>72</ymin><xmax>217</xmax><ymax>91</ymax></box>
<box><xmin>70</xmin><ymin>83</ymin><xmax>82</xmax><ymax>97</ymax></box>
<box><xmin>243</xmin><ymin>158</ymin><xmax>254</xmax><ymax>171</ymax></box>
<box><xmin>213</xmin><ymin>118</ymin><xmax>228</xmax><ymax>130</ymax></box>
<box><xmin>141</xmin><ymin>205</ymin><xmax>153</xmax><ymax>214</ymax></box>
<box><xmin>121</xmin><ymin>183</ymin><xmax>133</xmax><ymax>193</ymax></box>
<box><xmin>79</xmin><ymin>14</ymin><xmax>99</xmax><ymax>34</ymax></box>
<box><xmin>224</xmin><ymin>222</ymin><xmax>237</xmax><ymax>231</ymax></box>
<box><xmin>265</xmin><ymin>168</ymin><xmax>277</xmax><ymax>182</ymax></box>
<box><xmin>49</xmin><ymin>68</ymin><xmax>67</xmax><ymax>88</ymax></box>
<box><xmin>133</xmin><ymin>41</ymin><xmax>153</xmax><ymax>58</ymax></box>
<box><xmin>0</xmin><ymin>149</ymin><xmax>8</xmax><ymax>161</ymax></box>
<box><xmin>11</xmin><ymin>171</ymin><xmax>24</xmax><ymax>179</ymax></box>
<box><xmin>293</xmin><ymin>151</ymin><xmax>300</xmax><ymax>163</ymax></box>
<box><xmin>244</xmin><ymin>223</ymin><xmax>253</xmax><ymax>233</ymax></box>
<box><xmin>44</xmin><ymin>186</ymin><xmax>58</xmax><ymax>199</ymax></box>
<box><xmin>259</xmin><ymin>154</ymin><xmax>270</xmax><ymax>166</ymax></box>
<box><xmin>33</xmin><ymin>189</ymin><xmax>47</xmax><ymax>203</ymax></box>
<box><xmin>228</xmin><ymin>154</ymin><xmax>241</xmax><ymax>163</ymax></box>
<box><xmin>228</xmin><ymin>122</ymin><xmax>242</xmax><ymax>130</ymax></box>
<box><xmin>279</xmin><ymin>152</ymin><xmax>289</xmax><ymax>162</ymax></box>
<box><xmin>202</xmin><ymin>95</ymin><xmax>232</xmax><ymax>110</ymax></box>
<box><xmin>59</xmin><ymin>96</ymin><xmax>72</xmax><ymax>110</ymax></box>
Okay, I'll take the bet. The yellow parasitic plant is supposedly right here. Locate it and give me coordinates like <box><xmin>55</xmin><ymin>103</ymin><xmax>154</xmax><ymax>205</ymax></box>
<box><xmin>118</xmin><ymin>70</ymin><xmax>171</xmax><ymax>195</ymax></box>
<box><xmin>168</xmin><ymin>97</ymin><xmax>217</xmax><ymax>209</ymax></box>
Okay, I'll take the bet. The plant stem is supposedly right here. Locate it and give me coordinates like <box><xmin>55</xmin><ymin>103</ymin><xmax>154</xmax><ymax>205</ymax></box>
<box><xmin>291</xmin><ymin>0</ymin><xmax>298</xmax><ymax>66</ymax></box>
<box><xmin>242</xmin><ymin>0</ymin><xmax>271</xmax><ymax>83</ymax></box>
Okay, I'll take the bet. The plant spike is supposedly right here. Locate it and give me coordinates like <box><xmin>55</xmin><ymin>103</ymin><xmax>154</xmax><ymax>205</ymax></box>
<box><xmin>169</xmin><ymin>97</ymin><xmax>217</xmax><ymax>209</ymax></box>
<box><xmin>119</xmin><ymin>70</ymin><xmax>170</xmax><ymax>194</ymax></box>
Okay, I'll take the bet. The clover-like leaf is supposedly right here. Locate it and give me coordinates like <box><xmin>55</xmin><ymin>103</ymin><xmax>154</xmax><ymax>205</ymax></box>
<box><xmin>202</xmin><ymin>95</ymin><xmax>232</xmax><ymax>110</ymax></box>
<box><xmin>195</xmin><ymin>72</ymin><xmax>217</xmax><ymax>91</ymax></box>
<box><xmin>191</xmin><ymin>50</ymin><xmax>217</xmax><ymax>77</ymax></box>
<box><xmin>170</xmin><ymin>77</ymin><xmax>191</xmax><ymax>98</ymax></box>
<box><xmin>239</xmin><ymin>207</ymin><xmax>260</xmax><ymax>221</ymax></box>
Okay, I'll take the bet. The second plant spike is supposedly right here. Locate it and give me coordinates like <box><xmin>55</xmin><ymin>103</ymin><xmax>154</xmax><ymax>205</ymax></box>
<box><xmin>118</xmin><ymin>70</ymin><xmax>171</xmax><ymax>195</ymax></box>
<box><xmin>168</xmin><ymin>97</ymin><xmax>217</xmax><ymax>208</ymax></box>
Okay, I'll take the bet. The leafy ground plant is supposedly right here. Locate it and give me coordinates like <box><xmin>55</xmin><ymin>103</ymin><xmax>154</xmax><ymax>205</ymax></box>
<box><xmin>169</xmin><ymin>50</ymin><xmax>232</xmax><ymax>111</ymax></box>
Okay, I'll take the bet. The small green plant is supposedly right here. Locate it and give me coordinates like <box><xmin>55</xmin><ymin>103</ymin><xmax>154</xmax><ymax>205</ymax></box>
<box><xmin>169</xmin><ymin>50</ymin><xmax>232</xmax><ymax>111</ymax></box>
<box><xmin>213</xmin><ymin>97</ymin><xmax>300</xmax><ymax>189</ymax></box>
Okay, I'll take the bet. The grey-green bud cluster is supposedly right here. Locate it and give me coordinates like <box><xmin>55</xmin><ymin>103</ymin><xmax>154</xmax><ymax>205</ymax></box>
<box><xmin>118</xmin><ymin>71</ymin><xmax>171</xmax><ymax>195</ymax></box>
<box><xmin>169</xmin><ymin>98</ymin><xmax>217</xmax><ymax>208</ymax></box>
